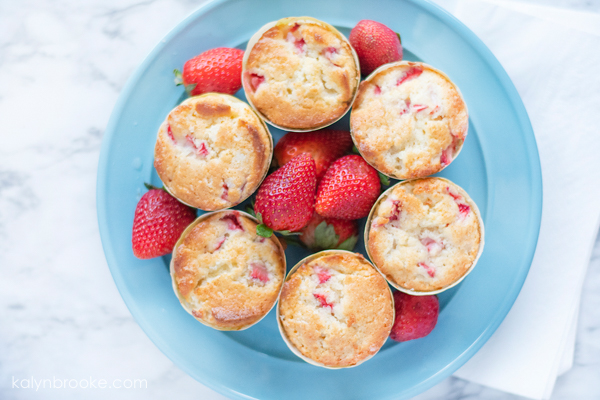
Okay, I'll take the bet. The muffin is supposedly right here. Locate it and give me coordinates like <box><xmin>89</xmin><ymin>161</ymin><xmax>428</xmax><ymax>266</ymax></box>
<box><xmin>243</xmin><ymin>17</ymin><xmax>360</xmax><ymax>131</ymax></box>
<box><xmin>278</xmin><ymin>251</ymin><xmax>394</xmax><ymax>368</ymax></box>
<box><xmin>366</xmin><ymin>178</ymin><xmax>484</xmax><ymax>294</ymax></box>
<box><xmin>171</xmin><ymin>210</ymin><xmax>286</xmax><ymax>330</ymax></box>
<box><xmin>351</xmin><ymin>61</ymin><xmax>468</xmax><ymax>179</ymax></box>
<box><xmin>154</xmin><ymin>93</ymin><xmax>272</xmax><ymax>211</ymax></box>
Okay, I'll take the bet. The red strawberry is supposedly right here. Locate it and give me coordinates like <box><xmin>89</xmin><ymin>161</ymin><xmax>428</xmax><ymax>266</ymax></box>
<box><xmin>300</xmin><ymin>212</ymin><xmax>358</xmax><ymax>251</ymax></box>
<box><xmin>274</xmin><ymin>130</ymin><xmax>353</xmax><ymax>182</ymax></box>
<box><xmin>175</xmin><ymin>48</ymin><xmax>244</xmax><ymax>96</ymax></box>
<box><xmin>349</xmin><ymin>20</ymin><xmax>403</xmax><ymax>76</ymax></box>
<box><xmin>254</xmin><ymin>153</ymin><xmax>317</xmax><ymax>232</ymax></box>
<box><xmin>315</xmin><ymin>155</ymin><xmax>380</xmax><ymax>220</ymax></box>
<box><xmin>132</xmin><ymin>188</ymin><xmax>196</xmax><ymax>259</ymax></box>
<box><xmin>390</xmin><ymin>292</ymin><xmax>439</xmax><ymax>342</ymax></box>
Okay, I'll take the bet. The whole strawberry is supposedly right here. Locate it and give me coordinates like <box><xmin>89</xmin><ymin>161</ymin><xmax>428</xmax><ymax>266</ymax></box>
<box><xmin>132</xmin><ymin>187</ymin><xmax>196</xmax><ymax>259</ymax></box>
<box><xmin>315</xmin><ymin>155</ymin><xmax>380</xmax><ymax>220</ymax></box>
<box><xmin>175</xmin><ymin>47</ymin><xmax>244</xmax><ymax>96</ymax></box>
<box><xmin>254</xmin><ymin>153</ymin><xmax>317</xmax><ymax>233</ymax></box>
<box><xmin>300</xmin><ymin>212</ymin><xmax>359</xmax><ymax>251</ymax></box>
<box><xmin>274</xmin><ymin>130</ymin><xmax>353</xmax><ymax>182</ymax></box>
<box><xmin>349</xmin><ymin>20</ymin><xmax>403</xmax><ymax>76</ymax></box>
<box><xmin>390</xmin><ymin>291</ymin><xmax>439</xmax><ymax>342</ymax></box>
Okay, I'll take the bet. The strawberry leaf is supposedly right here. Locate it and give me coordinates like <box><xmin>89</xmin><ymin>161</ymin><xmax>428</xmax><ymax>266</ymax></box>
<box><xmin>337</xmin><ymin>235</ymin><xmax>358</xmax><ymax>251</ymax></box>
<box><xmin>280</xmin><ymin>236</ymin><xmax>304</xmax><ymax>247</ymax></box>
<box><xmin>173</xmin><ymin>69</ymin><xmax>197</xmax><ymax>95</ymax></box>
<box><xmin>396</xmin><ymin>32</ymin><xmax>402</xmax><ymax>44</ymax></box>
<box><xmin>173</xmin><ymin>69</ymin><xmax>183</xmax><ymax>86</ymax></box>
<box><xmin>352</xmin><ymin>145</ymin><xmax>360</xmax><ymax>154</ymax></box>
<box><xmin>277</xmin><ymin>230</ymin><xmax>301</xmax><ymax>236</ymax></box>
<box><xmin>245</xmin><ymin>205</ymin><xmax>257</xmax><ymax>219</ymax></box>
<box><xmin>183</xmin><ymin>83</ymin><xmax>197</xmax><ymax>95</ymax></box>
<box><xmin>256</xmin><ymin>224</ymin><xmax>273</xmax><ymax>238</ymax></box>
<box><xmin>255</xmin><ymin>211</ymin><xmax>263</xmax><ymax>224</ymax></box>
<box><xmin>144</xmin><ymin>182</ymin><xmax>164</xmax><ymax>191</ymax></box>
<box><xmin>378</xmin><ymin>172</ymin><xmax>390</xmax><ymax>186</ymax></box>
<box><xmin>313</xmin><ymin>221</ymin><xmax>340</xmax><ymax>250</ymax></box>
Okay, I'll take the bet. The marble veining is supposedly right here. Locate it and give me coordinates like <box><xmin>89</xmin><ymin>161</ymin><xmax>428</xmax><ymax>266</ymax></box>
<box><xmin>0</xmin><ymin>0</ymin><xmax>599</xmax><ymax>399</ymax></box>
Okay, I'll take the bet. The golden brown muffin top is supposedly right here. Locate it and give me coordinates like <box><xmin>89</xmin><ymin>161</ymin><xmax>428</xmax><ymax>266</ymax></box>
<box><xmin>279</xmin><ymin>252</ymin><xmax>393</xmax><ymax>367</ymax></box>
<box><xmin>172</xmin><ymin>211</ymin><xmax>286</xmax><ymax>330</ymax></box>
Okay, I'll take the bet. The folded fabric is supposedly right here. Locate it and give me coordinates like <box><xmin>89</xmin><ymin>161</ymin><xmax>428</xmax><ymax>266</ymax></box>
<box><xmin>444</xmin><ymin>1</ymin><xmax>600</xmax><ymax>399</ymax></box>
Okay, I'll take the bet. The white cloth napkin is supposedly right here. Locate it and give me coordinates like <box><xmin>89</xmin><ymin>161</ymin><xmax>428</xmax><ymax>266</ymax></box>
<box><xmin>439</xmin><ymin>1</ymin><xmax>600</xmax><ymax>399</ymax></box>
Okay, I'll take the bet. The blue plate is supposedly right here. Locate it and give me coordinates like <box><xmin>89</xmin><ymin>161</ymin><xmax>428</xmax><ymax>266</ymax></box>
<box><xmin>97</xmin><ymin>0</ymin><xmax>542</xmax><ymax>398</ymax></box>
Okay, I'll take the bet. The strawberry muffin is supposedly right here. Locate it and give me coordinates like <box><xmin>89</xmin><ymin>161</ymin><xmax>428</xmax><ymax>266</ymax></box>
<box><xmin>351</xmin><ymin>61</ymin><xmax>468</xmax><ymax>179</ymax></box>
<box><xmin>243</xmin><ymin>17</ymin><xmax>360</xmax><ymax>131</ymax></box>
<box><xmin>154</xmin><ymin>93</ymin><xmax>272</xmax><ymax>211</ymax></box>
<box><xmin>278</xmin><ymin>251</ymin><xmax>394</xmax><ymax>368</ymax></box>
<box><xmin>366</xmin><ymin>178</ymin><xmax>484</xmax><ymax>294</ymax></box>
<box><xmin>171</xmin><ymin>210</ymin><xmax>286</xmax><ymax>330</ymax></box>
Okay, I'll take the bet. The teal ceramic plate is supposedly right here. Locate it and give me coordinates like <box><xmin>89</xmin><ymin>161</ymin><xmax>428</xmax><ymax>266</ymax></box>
<box><xmin>97</xmin><ymin>0</ymin><xmax>542</xmax><ymax>398</ymax></box>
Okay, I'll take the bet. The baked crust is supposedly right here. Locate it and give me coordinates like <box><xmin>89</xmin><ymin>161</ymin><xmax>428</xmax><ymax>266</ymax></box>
<box><xmin>367</xmin><ymin>178</ymin><xmax>482</xmax><ymax>292</ymax></box>
<box><xmin>351</xmin><ymin>62</ymin><xmax>468</xmax><ymax>179</ymax></box>
<box><xmin>243</xmin><ymin>17</ymin><xmax>359</xmax><ymax>130</ymax></box>
<box><xmin>154</xmin><ymin>94</ymin><xmax>272</xmax><ymax>210</ymax></box>
<box><xmin>172</xmin><ymin>211</ymin><xmax>286</xmax><ymax>330</ymax></box>
<box><xmin>279</xmin><ymin>252</ymin><xmax>393</xmax><ymax>367</ymax></box>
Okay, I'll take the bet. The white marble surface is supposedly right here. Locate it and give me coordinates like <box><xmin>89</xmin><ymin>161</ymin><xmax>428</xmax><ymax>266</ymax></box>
<box><xmin>0</xmin><ymin>0</ymin><xmax>599</xmax><ymax>399</ymax></box>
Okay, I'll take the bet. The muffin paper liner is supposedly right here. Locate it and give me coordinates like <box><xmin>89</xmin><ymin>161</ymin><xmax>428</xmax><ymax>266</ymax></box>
<box><xmin>276</xmin><ymin>250</ymin><xmax>394</xmax><ymax>368</ymax></box>
<box><xmin>364</xmin><ymin>177</ymin><xmax>485</xmax><ymax>296</ymax></box>
<box><xmin>170</xmin><ymin>210</ymin><xmax>286</xmax><ymax>331</ymax></box>
<box><xmin>242</xmin><ymin>17</ymin><xmax>361</xmax><ymax>132</ymax></box>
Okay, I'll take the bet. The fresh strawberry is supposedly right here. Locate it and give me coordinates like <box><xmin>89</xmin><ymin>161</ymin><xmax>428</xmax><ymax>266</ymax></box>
<box><xmin>274</xmin><ymin>130</ymin><xmax>353</xmax><ymax>182</ymax></box>
<box><xmin>349</xmin><ymin>20</ymin><xmax>403</xmax><ymax>76</ymax></box>
<box><xmin>300</xmin><ymin>212</ymin><xmax>358</xmax><ymax>251</ymax></box>
<box><xmin>132</xmin><ymin>187</ymin><xmax>196</xmax><ymax>259</ymax></box>
<box><xmin>315</xmin><ymin>155</ymin><xmax>380</xmax><ymax>220</ymax></box>
<box><xmin>254</xmin><ymin>153</ymin><xmax>317</xmax><ymax>233</ymax></box>
<box><xmin>174</xmin><ymin>48</ymin><xmax>244</xmax><ymax>96</ymax></box>
<box><xmin>390</xmin><ymin>291</ymin><xmax>439</xmax><ymax>342</ymax></box>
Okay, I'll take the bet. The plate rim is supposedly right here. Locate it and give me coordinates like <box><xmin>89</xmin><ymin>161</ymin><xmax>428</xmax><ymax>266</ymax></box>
<box><xmin>96</xmin><ymin>0</ymin><xmax>543</xmax><ymax>398</ymax></box>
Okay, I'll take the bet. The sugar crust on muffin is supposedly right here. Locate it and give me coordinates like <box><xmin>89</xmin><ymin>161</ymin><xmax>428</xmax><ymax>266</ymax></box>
<box><xmin>172</xmin><ymin>211</ymin><xmax>286</xmax><ymax>330</ymax></box>
<box><xmin>278</xmin><ymin>252</ymin><xmax>393</xmax><ymax>367</ymax></box>
<box><xmin>367</xmin><ymin>178</ymin><xmax>482</xmax><ymax>292</ymax></box>
<box><xmin>154</xmin><ymin>94</ymin><xmax>272</xmax><ymax>210</ymax></box>
<box><xmin>351</xmin><ymin>62</ymin><xmax>468</xmax><ymax>179</ymax></box>
<box><xmin>243</xmin><ymin>17</ymin><xmax>359</xmax><ymax>130</ymax></box>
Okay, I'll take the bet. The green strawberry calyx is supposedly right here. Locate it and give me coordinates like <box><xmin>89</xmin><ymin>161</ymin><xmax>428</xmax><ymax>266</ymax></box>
<box><xmin>256</xmin><ymin>224</ymin><xmax>274</xmax><ymax>238</ymax></box>
<box><xmin>144</xmin><ymin>182</ymin><xmax>165</xmax><ymax>192</ymax></box>
<box><xmin>378</xmin><ymin>171</ymin><xmax>391</xmax><ymax>187</ymax></box>
<box><xmin>248</xmin><ymin>208</ymin><xmax>301</xmax><ymax>239</ymax></box>
<box><xmin>173</xmin><ymin>69</ymin><xmax>197</xmax><ymax>96</ymax></box>
<box><xmin>312</xmin><ymin>221</ymin><xmax>358</xmax><ymax>251</ymax></box>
